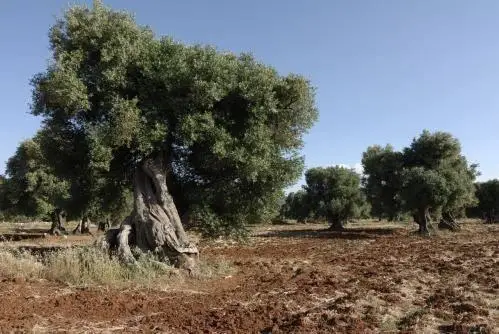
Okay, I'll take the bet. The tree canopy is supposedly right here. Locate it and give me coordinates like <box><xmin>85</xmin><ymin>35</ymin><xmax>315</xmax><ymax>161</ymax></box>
<box><xmin>362</xmin><ymin>130</ymin><xmax>478</xmax><ymax>233</ymax></box>
<box><xmin>280</xmin><ymin>190</ymin><xmax>312</xmax><ymax>222</ymax></box>
<box><xmin>361</xmin><ymin>144</ymin><xmax>403</xmax><ymax>221</ymax></box>
<box><xmin>304</xmin><ymin>166</ymin><xmax>364</xmax><ymax>229</ymax></box>
<box><xmin>2</xmin><ymin>135</ymin><xmax>70</xmax><ymax>220</ymax></box>
<box><xmin>472</xmin><ymin>179</ymin><xmax>499</xmax><ymax>222</ymax></box>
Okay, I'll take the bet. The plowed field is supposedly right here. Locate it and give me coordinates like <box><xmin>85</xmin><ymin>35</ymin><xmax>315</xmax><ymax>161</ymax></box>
<box><xmin>0</xmin><ymin>221</ymin><xmax>497</xmax><ymax>333</ymax></box>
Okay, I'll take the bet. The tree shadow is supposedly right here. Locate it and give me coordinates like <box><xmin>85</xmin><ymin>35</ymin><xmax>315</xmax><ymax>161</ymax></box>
<box><xmin>13</xmin><ymin>227</ymin><xmax>49</xmax><ymax>234</ymax></box>
<box><xmin>257</xmin><ymin>227</ymin><xmax>398</xmax><ymax>240</ymax></box>
<box><xmin>0</xmin><ymin>232</ymin><xmax>48</xmax><ymax>241</ymax></box>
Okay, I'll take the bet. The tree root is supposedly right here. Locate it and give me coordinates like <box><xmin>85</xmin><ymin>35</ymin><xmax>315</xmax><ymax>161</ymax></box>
<box><xmin>101</xmin><ymin>158</ymin><xmax>199</xmax><ymax>272</ymax></box>
<box><xmin>438</xmin><ymin>219</ymin><xmax>461</xmax><ymax>231</ymax></box>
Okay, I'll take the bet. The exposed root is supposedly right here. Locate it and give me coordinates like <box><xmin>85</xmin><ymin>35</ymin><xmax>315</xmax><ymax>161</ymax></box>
<box><xmin>102</xmin><ymin>158</ymin><xmax>199</xmax><ymax>272</ymax></box>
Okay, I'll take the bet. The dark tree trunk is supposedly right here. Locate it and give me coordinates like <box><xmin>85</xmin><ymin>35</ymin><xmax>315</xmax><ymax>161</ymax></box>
<box><xmin>97</xmin><ymin>218</ymin><xmax>110</xmax><ymax>232</ymax></box>
<box><xmin>73</xmin><ymin>216</ymin><xmax>93</xmax><ymax>235</ymax></box>
<box><xmin>484</xmin><ymin>210</ymin><xmax>498</xmax><ymax>224</ymax></box>
<box><xmin>415</xmin><ymin>208</ymin><xmax>431</xmax><ymax>235</ymax></box>
<box><xmin>328</xmin><ymin>217</ymin><xmax>345</xmax><ymax>231</ymax></box>
<box><xmin>49</xmin><ymin>208</ymin><xmax>67</xmax><ymax>235</ymax></box>
<box><xmin>105</xmin><ymin>156</ymin><xmax>198</xmax><ymax>272</ymax></box>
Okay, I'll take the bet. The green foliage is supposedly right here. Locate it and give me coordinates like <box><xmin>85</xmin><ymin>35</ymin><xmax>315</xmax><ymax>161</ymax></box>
<box><xmin>304</xmin><ymin>166</ymin><xmax>365</xmax><ymax>226</ymax></box>
<box><xmin>401</xmin><ymin>130</ymin><xmax>478</xmax><ymax>219</ymax></box>
<box><xmin>29</xmin><ymin>1</ymin><xmax>317</xmax><ymax>235</ymax></box>
<box><xmin>2</xmin><ymin>137</ymin><xmax>70</xmax><ymax>220</ymax></box>
<box><xmin>361</xmin><ymin>145</ymin><xmax>404</xmax><ymax>220</ymax></box>
<box><xmin>0</xmin><ymin>175</ymin><xmax>6</xmax><ymax>218</ymax></box>
<box><xmin>280</xmin><ymin>190</ymin><xmax>312</xmax><ymax>222</ymax></box>
<box><xmin>400</xmin><ymin>167</ymin><xmax>449</xmax><ymax>213</ymax></box>
<box><xmin>469</xmin><ymin>179</ymin><xmax>499</xmax><ymax>219</ymax></box>
<box><xmin>190</xmin><ymin>205</ymin><xmax>248</xmax><ymax>239</ymax></box>
<box><xmin>362</xmin><ymin>130</ymin><xmax>478</xmax><ymax>226</ymax></box>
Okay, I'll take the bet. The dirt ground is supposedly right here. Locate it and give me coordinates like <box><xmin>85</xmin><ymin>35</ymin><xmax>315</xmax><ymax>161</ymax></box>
<box><xmin>0</xmin><ymin>221</ymin><xmax>497</xmax><ymax>333</ymax></box>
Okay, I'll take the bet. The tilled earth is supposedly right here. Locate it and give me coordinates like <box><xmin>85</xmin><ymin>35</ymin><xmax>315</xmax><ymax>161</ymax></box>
<box><xmin>0</xmin><ymin>222</ymin><xmax>497</xmax><ymax>333</ymax></box>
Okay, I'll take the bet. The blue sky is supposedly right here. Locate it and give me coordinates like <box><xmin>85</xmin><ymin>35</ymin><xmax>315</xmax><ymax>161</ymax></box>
<box><xmin>1</xmin><ymin>1</ymin><xmax>498</xmax><ymax>191</ymax></box>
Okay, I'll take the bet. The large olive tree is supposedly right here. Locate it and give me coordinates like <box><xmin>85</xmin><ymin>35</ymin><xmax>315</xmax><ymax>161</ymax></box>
<box><xmin>31</xmin><ymin>1</ymin><xmax>317</xmax><ymax>266</ymax></box>
<box><xmin>401</xmin><ymin>131</ymin><xmax>478</xmax><ymax>233</ymax></box>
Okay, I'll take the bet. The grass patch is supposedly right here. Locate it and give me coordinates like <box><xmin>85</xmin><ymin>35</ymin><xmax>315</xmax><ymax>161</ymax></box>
<box><xmin>0</xmin><ymin>248</ymin><xmax>43</xmax><ymax>279</ymax></box>
<box><xmin>0</xmin><ymin>246</ymin><xmax>233</xmax><ymax>288</ymax></box>
<box><xmin>397</xmin><ymin>308</ymin><xmax>428</xmax><ymax>331</ymax></box>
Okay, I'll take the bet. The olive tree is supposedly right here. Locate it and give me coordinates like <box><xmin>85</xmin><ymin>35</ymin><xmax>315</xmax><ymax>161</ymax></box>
<box><xmin>362</xmin><ymin>130</ymin><xmax>477</xmax><ymax>234</ymax></box>
<box><xmin>304</xmin><ymin>166</ymin><xmax>364</xmax><ymax>230</ymax></box>
<box><xmin>280</xmin><ymin>190</ymin><xmax>312</xmax><ymax>222</ymax></box>
<box><xmin>2</xmin><ymin>137</ymin><xmax>70</xmax><ymax>221</ymax></box>
<box><xmin>31</xmin><ymin>1</ymin><xmax>317</xmax><ymax>267</ymax></box>
<box><xmin>361</xmin><ymin>145</ymin><xmax>404</xmax><ymax>221</ymax></box>
<box><xmin>401</xmin><ymin>131</ymin><xmax>478</xmax><ymax>233</ymax></box>
<box><xmin>473</xmin><ymin>180</ymin><xmax>499</xmax><ymax>223</ymax></box>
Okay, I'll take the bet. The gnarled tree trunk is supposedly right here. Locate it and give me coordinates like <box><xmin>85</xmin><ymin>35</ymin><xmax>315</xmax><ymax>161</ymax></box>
<box><xmin>105</xmin><ymin>156</ymin><xmax>198</xmax><ymax>271</ymax></box>
<box><xmin>484</xmin><ymin>210</ymin><xmax>499</xmax><ymax>224</ymax></box>
<box><xmin>73</xmin><ymin>216</ymin><xmax>93</xmax><ymax>235</ymax></box>
<box><xmin>97</xmin><ymin>218</ymin><xmax>110</xmax><ymax>232</ymax></box>
<box><xmin>328</xmin><ymin>217</ymin><xmax>345</xmax><ymax>231</ymax></box>
<box><xmin>414</xmin><ymin>208</ymin><xmax>431</xmax><ymax>235</ymax></box>
<box><xmin>438</xmin><ymin>212</ymin><xmax>461</xmax><ymax>231</ymax></box>
<box><xmin>49</xmin><ymin>208</ymin><xmax>67</xmax><ymax>235</ymax></box>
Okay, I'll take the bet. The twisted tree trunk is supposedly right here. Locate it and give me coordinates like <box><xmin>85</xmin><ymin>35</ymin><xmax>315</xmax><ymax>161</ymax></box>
<box><xmin>438</xmin><ymin>212</ymin><xmax>460</xmax><ymax>231</ymax></box>
<box><xmin>73</xmin><ymin>216</ymin><xmax>93</xmax><ymax>235</ymax></box>
<box><xmin>415</xmin><ymin>208</ymin><xmax>431</xmax><ymax>235</ymax></box>
<box><xmin>49</xmin><ymin>208</ymin><xmax>67</xmax><ymax>235</ymax></box>
<box><xmin>105</xmin><ymin>156</ymin><xmax>198</xmax><ymax>271</ymax></box>
<box><xmin>328</xmin><ymin>217</ymin><xmax>345</xmax><ymax>231</ymax></box>
<box><xmin>97</xmin><ymin>218</ymin><xmax>110</xmax><ymax>232</ymax></box>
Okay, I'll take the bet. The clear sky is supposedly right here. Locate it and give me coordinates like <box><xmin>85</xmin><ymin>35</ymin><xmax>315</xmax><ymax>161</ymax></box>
<box><xmin>1</xmin><ymin>1</ymin><xmax>498</xmax><ymax>191</ymax></box>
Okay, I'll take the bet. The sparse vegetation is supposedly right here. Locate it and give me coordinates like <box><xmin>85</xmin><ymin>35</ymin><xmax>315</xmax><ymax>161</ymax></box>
<box><xmin>0</xmin><ymin>245</ymin><xmax>233</xmax><ymax>287</ymax></box>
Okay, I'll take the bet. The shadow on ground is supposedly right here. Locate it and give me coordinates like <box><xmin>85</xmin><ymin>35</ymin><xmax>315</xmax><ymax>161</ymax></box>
<box><xmin>257</xmin><ymin>227</ymin><xmax>401</xmax><ymax>240</ymax></box>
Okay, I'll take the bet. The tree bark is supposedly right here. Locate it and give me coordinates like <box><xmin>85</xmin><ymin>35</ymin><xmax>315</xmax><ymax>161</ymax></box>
<box><xmin>73</xmin><ymin>216</ymin><xmax>93</xmax><ymax>235</ymax></box>
<box><xmin>415</xmin><ymin>208</ymin><xmax>431</xmax><ymax>235</ymax></box>
<box><xmin>484</xmin><ymin>210</ymin><xmax>498</xmax><ymax>224</ymax></box>
<box><xmin>106</xmin><ymin>156</ymin><xmax>198</xmax><ymax>271</ymax></box>
<box><xmin>328</xmin><ymin>217</ymin><xmax>345</xmax><ymax>231</ymax></box>
<box><xmin>438</xmin><ymin>212</ymin><xmax>460</xmax><ymax>231</ymax></box>
<box><xmin>49</xmin><ymin>208</ymin><xmax>67</xmax><ymax>235</ymax></box>
<box><xmin>97</xmin><ymin>218</ymin><xmax>110</xmax><ymax>232</ymax></box>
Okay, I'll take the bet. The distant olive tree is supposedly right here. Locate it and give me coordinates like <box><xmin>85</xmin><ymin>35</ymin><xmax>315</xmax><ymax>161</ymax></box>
<box><xmin>471</xmin><ymin>180</ymin><xmax>499</xmax><ymax>223</ymax></box>
<box><xmin>304</xmin><ymin>166</ymin><xmax>365</xmax><ymax>230</ymax></box>
<box><xmin>362</xmin><ymin>130</ymin><xmax>478</xmax><ymax>234</ymax></box>
<box><xmin>280</xmin><ymin>190</ymin><xmax>312</xmax><ymax>222</ymax></box>
<box><xmin>2</xmin><ymin>136</ymin><xmax>70</xmax><ymax>221</ymax></box>
<box><xmin>361</xmin><ymin>145</ymin><xmax>404</xmax><ymax>221</ymax></box>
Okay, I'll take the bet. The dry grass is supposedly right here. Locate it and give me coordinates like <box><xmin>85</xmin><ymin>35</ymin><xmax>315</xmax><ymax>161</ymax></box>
<box><xmin>0</xmin><ymin>245</ymin><xmax>233</xmax><ymax>288</ymax></box>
